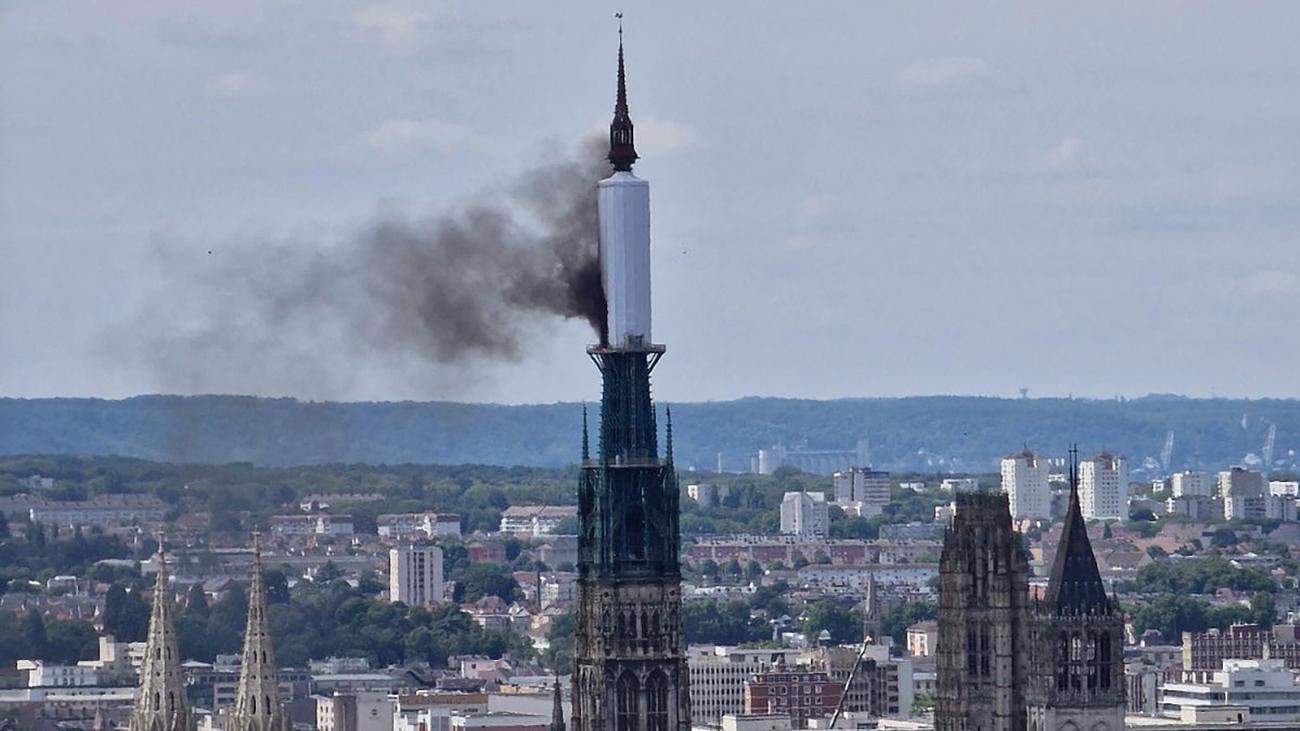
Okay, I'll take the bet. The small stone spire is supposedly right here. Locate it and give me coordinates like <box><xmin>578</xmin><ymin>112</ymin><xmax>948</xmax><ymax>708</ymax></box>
<box><xmin>862</xmin><ymin>573</ymin><xmax>881</xmax><ymax>643</ymax></box>
<box><xmin>550</xmin><ymin>677</ymin><xmax>567</xmax><ymax>731</ymax></box>
<box><xmin>129</xmin><ymin>540</ymin><xmax>195</xmax><ymax>731</ymax></box>
<box><xmin>607</xmin><ymin>16</ymin><xmax>638</xmax><ymax>172</ymax></box>
<box><xmin>231</xmin><ymin>533</ymin><xmax>290</xmax><ymax>731</ymax></box>
<box><xmin>581</xmin><ymin>405</ymin><xmax>590</xmax><ymax>461</ymax></box>
<box><xmin>664</xmin><ymin>405</ymin><xmax>674</xmax><ymax>465</ymax></box>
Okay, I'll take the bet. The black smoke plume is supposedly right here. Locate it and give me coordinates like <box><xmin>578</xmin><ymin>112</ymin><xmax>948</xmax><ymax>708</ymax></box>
<box><xmin>118</xmin><ymin>138</ymin><xmax>610</xmax><ymax>398</ymax></box>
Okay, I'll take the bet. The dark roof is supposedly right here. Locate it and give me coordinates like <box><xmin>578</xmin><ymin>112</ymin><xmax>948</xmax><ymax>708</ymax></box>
<box><xmin>1045</xmin><ymin>470</ymin><xmax>1111</xmax><ymax>615</ymax></box>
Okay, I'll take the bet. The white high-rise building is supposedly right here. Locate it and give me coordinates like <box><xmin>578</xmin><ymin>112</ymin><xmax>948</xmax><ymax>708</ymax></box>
<box><xmin>780</xmin><ymin>491</ymin><xmax>829</xmax><ymax>538</ymax></box>
<box><xmin>687</xmin><ymin>646</ymin><xmax>801</xmax><ymax>725</ymax></box>
<box><xmin>832</xmin><ymin>468</ymin><xmax>890</xmax><ymax>517</ymax></box>
<box><xmin>389</xmin><ymin>545</ymin><xmax>444</xmax><ymax>606</ymax></box>
<box><xmin>1079</xmin><ymin>452</ymin><xmax>1128</xmax><ymax>520</ymax></box>
<box><xmin>1170</xmin><ymin>471</ymin><xmax>1214</xmax><ymax>498</ymax></box>
<box><xmin>1001</xmin><ymin>448</ymin><xmax>1050</xmax><ymax>519</ymax></box>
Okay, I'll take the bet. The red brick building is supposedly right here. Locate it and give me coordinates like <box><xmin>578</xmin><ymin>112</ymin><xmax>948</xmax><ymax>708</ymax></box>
<box><xmin>744</xmin><ymin>670</ymin><xmax>841</xmax><ymax>728</ymax></box>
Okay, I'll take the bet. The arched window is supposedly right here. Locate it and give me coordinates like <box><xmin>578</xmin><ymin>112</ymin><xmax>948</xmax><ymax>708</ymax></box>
<box><xmin>1097</xmin><ymin>632</ymin><xmax>1111</xmax><ymax>690</ymax></box>
<box><xmin>647</xmin><ymin>672</ymin><xmax>670</xmax><ymax>731</ymax></box>
<box><xmin>266</xmin><ymin>695</ymin><xmax>272</xmax><ymax>714</ymax></box>
<box><xmin>251</xmin><ymin>695</ymin><xmax>257</xmax><ymax>714</ymax></box>
<box><xmin>153</xmin><ymin>692</ymin><xmax>160</xmax><ymax>712</ymax></box>
<box><xmin>626</xmin><ymin>504</ymin><xmax>646</xmax><ymax>560</ymax></box>
<box><xmin>617</xmin><ymin>673</ymin><xmax>639</xmax><ymax>731</ymax></box>
<box><xmin>1056</xmin><ymin>632</ymin><xmax>1070</xmax><ymax>691</ymax></box>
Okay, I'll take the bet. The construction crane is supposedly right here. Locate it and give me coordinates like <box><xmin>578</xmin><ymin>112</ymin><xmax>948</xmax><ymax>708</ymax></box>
<box><xmin>1161</xmin><ymin>430</ymin><xmax>1175</xmax><ymax>475</ymax></box>
<box><xmin>1263</xmin><ymin>421</ymin><xmax>1277</xmax><ymax>478</ymax></box>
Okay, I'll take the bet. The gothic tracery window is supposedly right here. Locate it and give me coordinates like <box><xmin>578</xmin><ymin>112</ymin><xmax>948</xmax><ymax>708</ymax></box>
<box><xmin>647</xmin><ymin>672</ymin><xmax>670</xmax><ymax>731</ymax></box>
<box><xmin>617</xmin><ymin>673</ymin><xmax>640</xmax><ymax>731</ymax></box>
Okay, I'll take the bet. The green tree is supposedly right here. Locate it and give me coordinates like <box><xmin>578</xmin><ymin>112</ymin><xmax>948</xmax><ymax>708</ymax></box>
<box><xmin>103</xmin><ymin>584</ymin><xmax>150</xmax><ymax>641</ymax></box>
<box><xmin>543</xmin><ymin>610</ymin><xmax>575</xmax><ymax>673</ymax></box>
<box><xmin>1251</xmin><ymin>593</ymin><xmax>1277</xmax><ymax>628</ymax></box>
<box><xmin>801</xmin><ymin>600</ymin><xmax>860</xmax><ymax>644</ymax></box>
<box><xmin>454</xmin><ymin>564</ymin><xmax>520</xmax><ymax>603</ymax></box>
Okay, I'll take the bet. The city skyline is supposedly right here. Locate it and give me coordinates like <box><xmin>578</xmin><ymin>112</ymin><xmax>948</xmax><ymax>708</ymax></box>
<box><xmin>4</xmin><ymin>3</ymin><xmax>1300</xmax><ymax>405</ymax></box>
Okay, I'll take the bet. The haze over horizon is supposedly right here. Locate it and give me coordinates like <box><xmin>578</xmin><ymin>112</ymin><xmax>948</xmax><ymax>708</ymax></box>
<box><xmin>4</xmin><ymin>2</ymin><xmax>1299</xmax><ymax>404</ymax></box>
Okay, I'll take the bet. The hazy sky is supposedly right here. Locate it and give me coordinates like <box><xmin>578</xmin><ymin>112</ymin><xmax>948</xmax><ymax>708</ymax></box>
<box><xmin>3</xmin><ymin>2</ymin><xmax>1299</xmax><ymax>404</ymax></box>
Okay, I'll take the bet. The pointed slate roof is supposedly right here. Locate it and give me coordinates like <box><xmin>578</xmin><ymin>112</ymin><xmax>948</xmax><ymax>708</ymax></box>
<box><xmin>1045</xmin><ymin>449</ymin><xmax>1111</xmax><ymax>615</ymax></box>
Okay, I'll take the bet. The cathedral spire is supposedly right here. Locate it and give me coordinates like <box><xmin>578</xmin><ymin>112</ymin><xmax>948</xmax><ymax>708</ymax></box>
<box><xmin>129</xmin><ymin>540</ymin><xmax>195</xmax><ymax>731</ymax></box>
<box><xmin>1045</xmin><ymin>445</ymin><xmax>1110</xmax><ymax>614</ymax></box>
<box><xmin>608</xmin><ymin>17</ymin><xmax>638</xmax><ymax>172</ymax></box>
<box><xmin>550</xmin><ymin>677</ymin><xmax>567</xmax><ymax>731</ymax></box>
<box><xmin>232</xmin><ymin>533</ymin><xmax>290</xmax><ymax>731</ymax></box>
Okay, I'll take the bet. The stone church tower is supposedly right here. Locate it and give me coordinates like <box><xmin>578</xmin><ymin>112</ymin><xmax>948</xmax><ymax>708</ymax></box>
<box><xmin>129</xmin><ymin>545</ymin><xmax>196</xmax><ymax>731</ymax></box>
<box><xmin>1026</xmin><ymin>451</ymin><xmax>1125</xmax><ymax>731</ymax></box>
<box><xmin>229</xmin><ymin>535</ymin><xmax>291</xmax><ymax>731</ymax></box>
<box><xmin>935</xmin><ymin>491</ymin><xmax>1030</xmax><ymax>731</ymax></box>
<box><xmin>571</xmin><ymin>29</ymin><xmax>690</xmax><ymax>731</ymax></box>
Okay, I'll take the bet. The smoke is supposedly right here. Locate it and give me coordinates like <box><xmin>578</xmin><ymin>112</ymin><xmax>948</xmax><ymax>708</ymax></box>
<box><xmin>117</xmin><ymin>138</ymin><xmax>610</xmax><ymax>398</ymax></box>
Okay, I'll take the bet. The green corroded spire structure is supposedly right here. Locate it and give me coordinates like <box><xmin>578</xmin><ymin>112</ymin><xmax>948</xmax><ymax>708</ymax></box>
<box><xmin>571</xmin><ymin>27</ymin><xmax>690</xmax><ymax>731</ymax></box>
<box><xmin>129</xmin><ymin>541</ymin><xmax>196</xmax><ymax>731</ymax></box>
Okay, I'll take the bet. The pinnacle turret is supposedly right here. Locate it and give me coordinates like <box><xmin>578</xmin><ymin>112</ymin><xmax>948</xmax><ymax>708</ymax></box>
<box><xmin>550</xmin><ymin>677</ymin><xmax>567</xmax><ymax>731</ymax></box>
<box><xmin>231</xmin><ymin>534</ymin><xmax>290</xmax><ymax>731</ymax></box>
<box><xmin>608</xmin><ymin>23</ymin><xmax>638</xmax><ymax>172</ymax></box>
<box><xmin>128</xmin><ymin>542</ymin><xmax>195</xmax><ymax>731</ymax></box>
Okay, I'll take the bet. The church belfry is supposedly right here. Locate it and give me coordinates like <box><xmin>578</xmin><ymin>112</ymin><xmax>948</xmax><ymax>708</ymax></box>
<box><xmin>935</xmin><ymin>491</ymin><xmax>1030</xmax><ymax>731</ymax></box>
<box><xmin>572</xmin><ymin>27</ymin><xmax>690</xmax><ymax>731</ymax></box>
<box><xmin>1026</xmin><ymin>448</ymin><xmax>1125</xmax><ymax>731</ymax></box>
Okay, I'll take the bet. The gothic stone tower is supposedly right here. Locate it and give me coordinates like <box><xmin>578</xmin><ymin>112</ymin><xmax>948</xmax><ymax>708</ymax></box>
<box><xmin>572</xmin><ymin>31</ymin><xmax>690</xmax><ymax>731</ymax></box>
<box><xmin>935</xmin><ymin>491</ymin><xmax>1030</xmax><ymax>731</ymax></box>
<box><xmin>1026</xmin><ymin>451</ymin><xmax>1125</xmax><ymax>731</ymax></box>
<box><xmin>230</xmin><ymin>535</ymin><xmax>291</xmax><ymax>731</ymax></box>
<box><xmin>129</xmin><ymin>545</ymin><xmax>196</xmax><ymax>731</ymax></box>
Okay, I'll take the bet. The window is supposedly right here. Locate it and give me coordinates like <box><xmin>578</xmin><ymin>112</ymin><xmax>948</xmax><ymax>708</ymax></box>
<box><xmin>617</xmin><ymin>673</ymin><xmax>639</xmax><ymax>731</ymax></box>
<box><xmin>647</xmin><ymin>672</ymin><xmax>670</xmax><ymax>731</ymax></box>
<box><xmin>626</xmin><ymin>504</ymin><xmax>646</xmax><ymax>560</ymax></box>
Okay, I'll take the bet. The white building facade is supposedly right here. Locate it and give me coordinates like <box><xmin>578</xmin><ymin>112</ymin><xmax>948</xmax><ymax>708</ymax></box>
<box><xmin>831</xmin><ymin>468</ymin><xmax>890</xmax><ymax>517</ymax></box>
<box><xmin>1079</xmin><ymin>452</ymin><xmax>1128</xmax><ymax>520</ymax></box>
<box><xmin>389</xmin><ymin>545</ymin><xmax>445</xmax><ymax>606</ymax></box>
<box><xmin>779</xmin><ymin>492</ymin><xmax>829</xmax><ymax>538</ymax></box>
<box><xmin>1001</xmin><ymin>449</ymin><xmax>1050</xmax><ymax>519</ymax></box>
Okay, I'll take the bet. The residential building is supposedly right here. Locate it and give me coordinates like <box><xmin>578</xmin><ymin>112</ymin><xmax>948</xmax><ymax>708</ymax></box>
<box><xmin>688</xmin><ymin>484</ymin><xmax>730</xmax><ymax>508</ymax></box>
<box><xmin>499</xmin><ymin>506</ymin><xmax>577</xmax><ymax>537</ymax></box>
<box><xmin>316</xmin><ymin>691</ymin><xmax>394</xmax><ymax>731</ymax></box>
<box><xmin>1271</xmin><ymin>481</ymin><xmax>1300</xmax><ymax>497</ymax></box>
<box><xmin>1181</xmin><ymin>624</ymin><xmax>1300</xmax><ymax>679</ymax></box>
<box><xmin>1078</xmin><ymin>452</ymin><xmax>1127</xmax><ymax>520</ymax></box>
<box><xmin>1165</xmin><ymin>495</ymin><xmax>1223</xmax><ymax>521</ymax></box>
<box><xmin>389</xmin><ymin>545</ymin><xmax>445</xmax><ymax>606</ymax></box>
<box><xmin>377</xmin><ymin>512</ymin><xmax>461</xmax><ymax>539</ymax></box>
<box><xmin>1220</xmin><ymin>467</ymin><xmax>1267</xmax><ymax>521</ymax></box>
<box><xmin>906</xmin><ymin>621</ymin><xmax>938</xmax><ymax>658</ymax></box>
<box><xmin>743</xmin><ymin>670</ymin><xmax>841</xmax><ymax>729</ymax></box>
<box><xmin>780</xmin><ymin>491</ymin><xmax>829</xmax><ymax>538</ymax></box>
<box><xmin>269</xmin><ymin>514</ymin><xmax>354</xmax><ymax>536</ymax></box>
<box><xmin>1169</xmin><ymin>471</ymin><xmax>1214</xmax><ymax>498</ymax></box>
<box><xmin>1161</xmin><ymin>659</ymin><xmax>1300</xmax><ymax>722</ymax></box>
<box><xmin>28</xmin><ymin>494</ymin><xmax>167</xmax><ymax>527</ymax></box>
<box><xmin>1001</xmin><ymin>449</ymin><xmax>1050</xmax><ymax>519</ymax></box>
<box><xmin>687</xmin><ymin>646</ymin><xmax>801</xmax><ymax>725</ymax></box>
<box><xmin>17</xmin><ymin>660</ymin><xmax>98</xmax><ymax>688</ymax></box>
<box><xmin>807</xmin><ymin>644</ymin><xmax>913</xmax><ymax>720</ymax></box>
<box><xmin>939</xmin><ymin>478</ymin><xmax>978</xmax><ymax>493</ymax></box>
<box><xmin>832</xmin><ymin>468</ymin><xmax>891</xmax><ymax>518</ymax></box>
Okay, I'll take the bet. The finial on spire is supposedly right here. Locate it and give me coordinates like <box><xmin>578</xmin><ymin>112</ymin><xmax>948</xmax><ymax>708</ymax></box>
<box><xmin>550</xmin><ymin>676</ymin><xmax>567</xmax><ymax>731</ymax></box>
<box><xmin>1068</xmin><ymin>443</ymin><xmax>1080</xmax><ymax>496</ymax></box>
<box><xmin>608</xmin><ymin>13</ymin><xmax>638</xmax><ymax>172</ymax></box>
